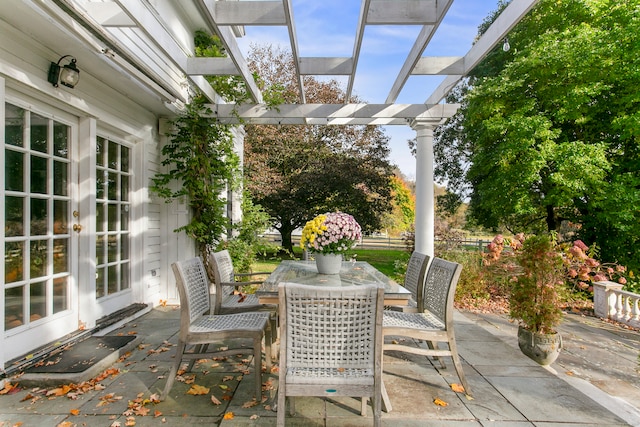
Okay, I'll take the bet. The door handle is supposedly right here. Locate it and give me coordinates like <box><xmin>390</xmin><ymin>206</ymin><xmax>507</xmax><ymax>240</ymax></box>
<box><xmin>73</xmin><ymin>224</ymin><xmax>83</xmax><ymax>233</ymax></box>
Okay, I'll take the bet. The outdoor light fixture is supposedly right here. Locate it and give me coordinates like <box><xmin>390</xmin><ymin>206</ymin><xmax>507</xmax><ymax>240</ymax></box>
<box><xmin>502</xmin><ymin>38</ymin><xmax>511</xmax><ymax>52</ymax></box>
<box><xmin>47</xmin><ymin>55</ymin><xmax>80</xmax><ymax>88</ymax></box>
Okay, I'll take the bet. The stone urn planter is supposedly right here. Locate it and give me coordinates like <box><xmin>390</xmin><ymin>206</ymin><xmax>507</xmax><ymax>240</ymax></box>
<box><xmin>517</xmin><ymin>326</ymin><xmax>562</xmax><ymax>365</ymax></box>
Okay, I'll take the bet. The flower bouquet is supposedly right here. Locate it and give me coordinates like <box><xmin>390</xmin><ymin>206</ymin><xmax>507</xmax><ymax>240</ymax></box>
<box><xmin>300</xmin><ymin>212</ymin><xmax>362</xmax><ymax>274</ymax></box>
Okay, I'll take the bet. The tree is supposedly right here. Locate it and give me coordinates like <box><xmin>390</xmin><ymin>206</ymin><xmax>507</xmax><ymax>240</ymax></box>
<box><xmin>244</xmin><ymin>45</ymin><xmax>395</xmax><ymax>252</ymax></box>
<box><xmin>434</xmin><ymin>0</ymin><xmax>640</xmax><ymax>271</ymax></box>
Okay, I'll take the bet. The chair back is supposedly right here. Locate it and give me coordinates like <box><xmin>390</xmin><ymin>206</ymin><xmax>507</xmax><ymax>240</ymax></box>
<box><xmin>171</xmin><ymin>257</ymin><xmax>211</xmax><ymax>329</ymax></box>
<box><xmin>208</xmin><ymin>250</ymin><xmax>236</xmax><ymax>313</ymax></box>
<box><xmin>279</xmin><ymin>282</ymin><xmax>384</xmax><ymax>373</ymax></box>
<box><xmin>422</xmin><ymin>257</ymin><xmax>463</xmax><ymax>328</ymax></box>
<box><xmin>404</xmin><ymin>252</ymin><xmax>430</xmax><ymax>310</ymax></box>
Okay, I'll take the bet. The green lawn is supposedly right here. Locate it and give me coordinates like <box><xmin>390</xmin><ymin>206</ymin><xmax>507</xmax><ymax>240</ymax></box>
<box><xmin>254</xmin><ymin>248</ymin><xmax>409</xmax><ymax>283</ymax></box>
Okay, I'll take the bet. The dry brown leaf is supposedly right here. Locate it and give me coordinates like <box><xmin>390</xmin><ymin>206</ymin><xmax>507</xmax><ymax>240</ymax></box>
<box><xmin>47</xmin><ymin>385</ymin><xmax>71</xmax><ymax>397</ymax></box>
<box><xmin>70</xmin><ymin>408</ymin><xmax>80</xmax><ymax>416</ymax></box>
<box><xmin>222</xmin><ymin>375</ymin><xmax>234</xmax><ymax>382</ymax></box>
<box><xmin>154</xmin><ymin>410</ymin><xmax>163</xmax><ymax>418</ymax></box>
<box><xmin>250</xmin><ymin>414</ymin><xmax>259</xmax><ymax>420</ymax></box>
<box><xmin>211</xmin><ymin>395</ymin><xmax>222</xmax><ymax>405</ymax></box>
<box><xmin>56</xmin><ymin>422</ymin><xmax>75</xmax><ymax>427</ymax></box>
<box><xmin>450</xmin><ymin>383</ymin><xmax>465</xmax><ymax>393</ymax></box>
<box><xmin>223</xmin><ymin>412</ymin><xmax>235</xmax><ymax>420</ymax></box>
<box><xmin>125</xmin><ymin>416</ymin><xmax>136</xmax><ymax>426</ymax></box>
<box><xmin>242</xmin><ymin>399</ymin><xmax>259</xmax><ymax>408</ymax></box>
<box><xmin>186</xmin><ymin>384</ymin><xmax>210</xmax><ymax>395</ymax></box>
<box><xmin>433</xmin><ymin>397</ymin><xmax>448</xmax><ymax>407</ymax></box>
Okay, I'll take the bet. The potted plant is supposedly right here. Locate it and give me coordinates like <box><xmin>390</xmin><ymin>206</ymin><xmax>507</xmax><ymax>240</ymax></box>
<box><xmin>509</xmin><ymin>234</ymin><xmax>566</xmax><ymax>365</ymax></box>
<box><xmin>299</xmin><ymin>212</ymin><xmax>362</xmax><ymax>274</ymax></box>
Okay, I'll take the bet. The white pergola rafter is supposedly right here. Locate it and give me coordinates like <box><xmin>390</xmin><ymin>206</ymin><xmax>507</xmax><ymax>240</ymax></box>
<box><xmin>210</xmin><ymin>103</ymin><xmax>459</xmax><ymax>126</ymax></box>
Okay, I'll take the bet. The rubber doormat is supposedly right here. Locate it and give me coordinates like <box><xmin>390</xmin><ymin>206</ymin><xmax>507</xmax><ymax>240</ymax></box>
<box><xmin>25</xmin><ymin>336</ymin><xmax>137</xmax><ymax>374</ymax></box>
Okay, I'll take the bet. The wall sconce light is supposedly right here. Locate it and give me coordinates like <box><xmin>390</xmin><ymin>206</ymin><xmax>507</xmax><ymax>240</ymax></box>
<box><xmin>47</xmin><ymin>55</ymin><xmax>80</xmax><ymax>88</ymax></box>
<box><xmin>502</xmin><ymin>38</ymin><xmax>511</xmax><ymax>52</ymax></box>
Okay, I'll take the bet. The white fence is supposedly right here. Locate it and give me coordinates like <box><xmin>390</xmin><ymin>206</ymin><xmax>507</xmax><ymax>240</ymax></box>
<box><xmin>593</xmin><ymin>281</ymin><xmax>640</xmax><ymax>329</ymax></box>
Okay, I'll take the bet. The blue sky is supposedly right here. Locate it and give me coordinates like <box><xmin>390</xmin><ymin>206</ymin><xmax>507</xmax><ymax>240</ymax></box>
<box><xmin>236</xmin><ymin>0</ymin><xmax>501</xmax><ymax>180</ymax></box>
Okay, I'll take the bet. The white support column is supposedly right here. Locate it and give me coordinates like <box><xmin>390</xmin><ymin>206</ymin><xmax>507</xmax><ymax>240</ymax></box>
<box><xmin>410</xmin><ymin>120</ymin><xmax>439</xmax><ymax>258</ymax></box>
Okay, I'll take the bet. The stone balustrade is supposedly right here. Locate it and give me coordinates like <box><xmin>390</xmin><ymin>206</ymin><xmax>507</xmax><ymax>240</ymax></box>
<box><xmin>593</xmin><ymin>281</ymin><xmax>640</xmax><ymax>328</ymax></box>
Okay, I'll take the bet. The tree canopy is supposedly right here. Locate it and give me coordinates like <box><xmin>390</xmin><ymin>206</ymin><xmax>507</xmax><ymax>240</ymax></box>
<box><xmin>243</xmin><ymin>45</ymin><xmax>395</xmax><ymax>251</ymax></box>
<box><xmin>434</xmin><ymin>0</ymin><xmax>640</xmax><ymax>271</ymax></box>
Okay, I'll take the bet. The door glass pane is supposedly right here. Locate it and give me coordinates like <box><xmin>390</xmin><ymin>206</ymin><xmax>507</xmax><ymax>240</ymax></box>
<box><xmin>96</xmin><ymin>267</ymin><xmax>105</xmax><ymax>298</ymax></box>
<box><xmin>97</xmin><ymin>169</ymin><xmax>106</xmax><ymax>199</ymax></box>
<box><xmin>5</xmin><ymin>242</ymin><xmax>24</xmax><ymax>283</ymax></box>
<box><xmin>31</xmin><ymin>198</ymin><xmax>48</xmax><ymax>236</ymax></box>
<box><xmin>96</xmin><ymin>203</ymin><xmax>105</xmax><ymax>232</ymax></box>
<box><xmin>121</xmin><ymin>205</ymin><xmax>129</xmax><ymax>231</ymax></box>
<box><xmin>5</xmin><ymin>196</ymin><xmax>24</xmax><ymax>237</ymax></box>
<box><xmin>108</xmin><ymin>141</ymin><xmax>118</xmax><ymax>170</ymax></box>
<box><xmin>108</xmin><ymin>265</ymin><xmax>118</xmax><ymax>294</ymax></box>
<box><xmin>108</xmin><ymin>235</ymin><xmax>118</xmax><ymax>263</ymax></box>
<box><xmin>121</xmin><ymin>146</ymin><xmax>129</xmax><ymax>171</ymax></box>
<box><xmin>30</xmin><ymin>155</ymin><xmax>47</xmax><ymax>194</ymax></box>
<box><xmin>30</xmin><ymin>113</ymin><xmax>48</xmax><ymax>153</ymax></box>
<box><xmin>108</xmin><ymin>172</ymin><xmax>117</xmax><ymax>200</ymax></box>
<box><xmin>108</xmin><ymin>203</ymin><xmax>118</xmax><ymax>231</ymax></box>
<box><xmin>53</xmin><ymin>238</ymin><xmax>68</xmax><ymax>274</ymax></box>
<box><xmin>54</xmin><ymin>200</ymin><xmax>68</xmax><ymax>235</ymax></box>
<box><xmin>121</xmin><ymin>233</ymin><xmax>129</xmax><ymax>259</ymax></box>
<box><xmin>53</xmin><ymin>123</ymin><xmax>69</xmax><ymax>158</ymax></box>
<box><xmin>121</xmin><ymin>175</ymin><xmax>129</xmax><ymax>202</ymax></box>
<box><xmin>54</xmin><ymin>160</ymin><xmax>68</xmax><ymax>196</ymax></box>
<box><xmin>97</xmin><ymin>136</ymin><xmax>105</xmax><ymax>166</ymax></box>
<box><xmin>30</xmin><ymin>240</ymin><xmax>48</xmax><ymax>278</ymax></box>
<box><xmin>120</xmin><ymin>263</ymin><xmax>130</xmax><ymax>290</ymax></box>
<box><xmin>5</xmin><ymin>286</ymin><xmax>24</xmax><ymax>330</ymax></box>
<box><xmin>5</xmin><ymin>149</ymin><xmax>24</xmax><ymax>191</ymax></box>
<box><xmin>53</xmin><ymin>277</ymin><xmax>68</xmax><ymax>314</ymax></box>
<box><xmin>96</xmin><ymin>235</ymin><xmax>105</xmax><ymax>264</ymax></box>
<box><xmin>30</xmin><ymin>281</ymin><xmax>46</xmax><ymax>322</ymax></box>
<box><xmin>5</xmin><ymin>104</ymin><xmax>25</xmax><ymax>147</ymax></box>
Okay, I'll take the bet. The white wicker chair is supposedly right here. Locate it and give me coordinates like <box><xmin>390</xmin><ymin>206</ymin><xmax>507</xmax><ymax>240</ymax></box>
<box><xmin>208</xmin><ymin>249</ymin><xmax>278</xmax><ymax>357</ymax></box>
<box><xmin>382</xmin><ymin>257</ymin><xmax>472</xmax><ymax>397</ymax></box>
<box><xmin>160</xmin><ymin>257</ymin><xmax>272</xmax><ymax>401</ymax></box>
<box><xmin>385</xmin><ymin>252</ymin><xmax>430</xmax><ymax>313</ymax></box>
<box><xmin>277</xmin><ymin>282</ymin><xmax>385</xmax><ymax>427</ymax></box>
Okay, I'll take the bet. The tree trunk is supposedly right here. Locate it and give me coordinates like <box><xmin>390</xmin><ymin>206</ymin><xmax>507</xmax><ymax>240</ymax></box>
<box><xmin>545</xmin><ymin>205</ymin><xmax>557</xmax><ymax>232</ymax></box>
<box><xmin>278</xmin><ymin>224</ymin><xmax>295</xmax><ymax>253</ymax></box>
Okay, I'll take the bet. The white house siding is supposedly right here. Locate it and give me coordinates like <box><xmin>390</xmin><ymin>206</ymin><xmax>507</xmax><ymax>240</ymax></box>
<box><xmin>0</xmin><ymin>1</ymin><xmax>200</xmax><ymax>369</ymax></box>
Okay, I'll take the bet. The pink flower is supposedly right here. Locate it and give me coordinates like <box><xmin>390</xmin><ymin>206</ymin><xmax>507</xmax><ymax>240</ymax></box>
<box><xmin>573</xmin><ymin>240</ymin><xmax>589</xmax><ymax>251</ymax></box>
<box><xmin>593</xmin><ymin>274</ymin><xmax>607</xmax><ymax>282</ymax></box>
<box><xmin>493</xmin><ymin>235</ymin><xmax>504</xmax><ymax>245</ymax></box>
<box><xmin>618</xmin><ymin>277</ymin><xmax>627</xmax><ymax>285</ymax></box>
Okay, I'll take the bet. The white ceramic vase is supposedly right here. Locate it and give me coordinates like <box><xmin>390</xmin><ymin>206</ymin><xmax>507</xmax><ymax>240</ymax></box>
<box><xmin>314</xmin><ymin>253</ymin><xmax>343</xmax><ymax>275</ymax></box>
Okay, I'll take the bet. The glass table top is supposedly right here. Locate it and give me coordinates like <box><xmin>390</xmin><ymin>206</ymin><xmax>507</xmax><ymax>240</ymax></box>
<box><xmin>257</xmin><ymin>260</ymin><xmax>410</xmax><ymax>300</ymax></box>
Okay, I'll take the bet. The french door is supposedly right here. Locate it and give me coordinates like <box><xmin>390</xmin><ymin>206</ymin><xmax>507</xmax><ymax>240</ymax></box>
<box><xmin>3</xmin><ymin>102</ymin><xmax>78</xmax><ymax>358</ymax></box>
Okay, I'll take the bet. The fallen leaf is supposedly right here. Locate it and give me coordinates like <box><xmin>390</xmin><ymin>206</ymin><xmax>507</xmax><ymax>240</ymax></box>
<box><xmin>57</xmin><ymin>422</ymin><xmax>75</xmax><ymax>427</ymax></box>
<box><xmin>222</xmin><ymin>375</ymin><xmax>234</xmax><ymax>382</ymax></box>
<box><xmin>0</xmin><ymin>383</ymin><xmax>19</xmax><ymax>395</ymax></box>
<box><xmin>187</xmin><ymin>384</ymin><xmax>210</xmax><ymax>395</ymax></box>
<box><xmin>154</xmin><ymin>410</ymin><xmax>163</xmax><ymax>418</ymax></box>
<box><xmin>450</xmin><ymin>383</ymin><xmax>465</xmax><ymax>393</ymax></box>
<box><xmin>218</xmin><ymin>384</ymin><xmax>230</xmax><ymax>391</ymax></box>
<box><xmin>223</xmin><ymin>412</ymin><xmax>235</xmax><ymax>420</ymax></box>
<box><xmin>47</xmin><ymin>385</ymin><xmax>72</xmax><ymax>397</ymax></box>
<box><xmin>433</xmin><ymin>397</ymin><xmax>448</xmax><ymax>407</ymax></box>
<box><xmin>250</xmin><ymin>414</ymin><xmax>259</xmax><ymax>420</ymax></box>
<box><xmin>70</xmin><ymin>408</ymin><xmax>80</xmax><ymax>415</ymax></box>
<box><xmin>242</xmin><ymin>399</ymin><xmax>259</xmax><ymax>408</ymax></box>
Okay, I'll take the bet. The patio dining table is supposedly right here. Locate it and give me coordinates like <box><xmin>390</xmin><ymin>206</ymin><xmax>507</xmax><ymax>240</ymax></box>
<box><xmin>255</xmin><ymin>260</ymin><xmax>411</xmax><ymax>306</ymax></box>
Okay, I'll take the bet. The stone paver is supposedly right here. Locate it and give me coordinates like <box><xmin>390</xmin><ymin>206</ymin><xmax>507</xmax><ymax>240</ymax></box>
<box><xmin>0</xmin><ymin>306</ymin><xmax>638</xmax><ymax>427</ymax></box>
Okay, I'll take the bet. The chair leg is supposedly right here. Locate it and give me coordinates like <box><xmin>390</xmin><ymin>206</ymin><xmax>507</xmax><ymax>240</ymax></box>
<box><xmin>254</xmin><ymin>335</ymin><xmax>263</xmax><ymax>400</ymax></box>
<box><xmin>276</xmin><ymin>387</ymin><xmax>286</xmax><ymax>426</ymax></box>
<box><xmin>426</xmin><ymin>341</ymin><xmax>447</xmax><ymax>369</ymax></box>
<box><xmin>449</xmin><ymin>340</ymin><xmax>472</xmax><ymax>397</ymax></box>
<box><xmin>160</xmin><ymin>341</ymin><xmax>186</xmax><ymax>401</ymax></box>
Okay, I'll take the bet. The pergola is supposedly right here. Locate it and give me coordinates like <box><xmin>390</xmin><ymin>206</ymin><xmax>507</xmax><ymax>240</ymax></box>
<box><xmin>37</xmin><ymin>0</ymin><xmax>538</xmax><ymax>257</ymax></box>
